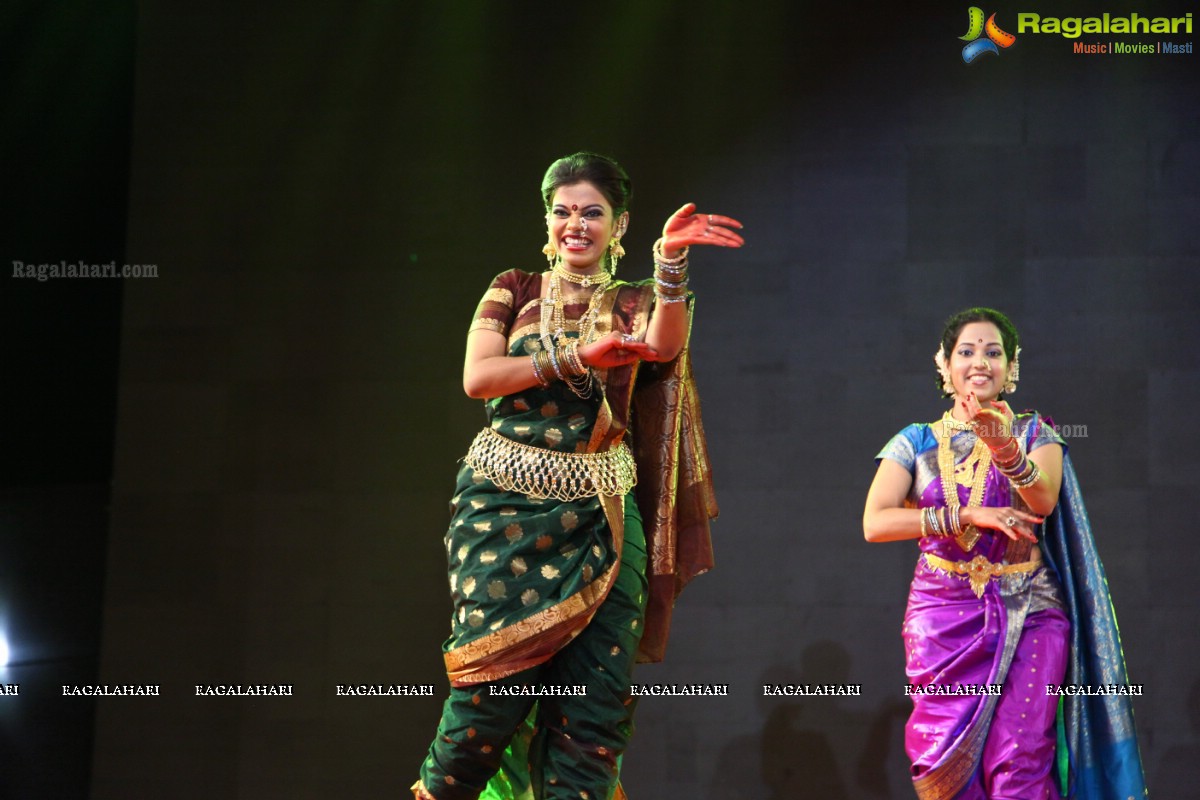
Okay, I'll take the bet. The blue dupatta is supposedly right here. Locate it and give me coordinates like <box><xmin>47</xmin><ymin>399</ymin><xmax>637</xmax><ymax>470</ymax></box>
<box><xmin>1039</xmin><ymin>447</ymin><xmax>1148</xmax><ymax>799</ymax></box>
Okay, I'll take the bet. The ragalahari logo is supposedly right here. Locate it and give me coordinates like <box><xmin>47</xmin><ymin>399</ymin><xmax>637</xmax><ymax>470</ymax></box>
<box><xmin>960</xmin><ymin>7</ymin><xmax>1017</xmax><ymax>63</ymax></box>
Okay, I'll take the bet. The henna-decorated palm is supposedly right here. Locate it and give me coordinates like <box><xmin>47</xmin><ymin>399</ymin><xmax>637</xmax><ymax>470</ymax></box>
<box><xmin>660</xmin><ymin>202</ymin><xmax>744</xmax><ymax>257</ymax></box>
<box><xmin>578</xmin><ymin>332</ymin><xmax>658</xmax><ymax>368</ymax></box>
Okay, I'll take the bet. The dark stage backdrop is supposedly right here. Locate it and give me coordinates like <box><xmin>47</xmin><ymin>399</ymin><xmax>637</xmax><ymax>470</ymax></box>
<box><xmin>8</xmin><ymin>1</ymin><xmax>1199</xmax><ymax>798</ymax></box>
<box><xmin>2</xmin><ymin>2</ymin><xmax>133</xmax><ymax>798</ymax></box>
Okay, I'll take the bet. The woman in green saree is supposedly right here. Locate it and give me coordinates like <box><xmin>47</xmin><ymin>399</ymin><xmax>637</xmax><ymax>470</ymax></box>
<box><xmin>413</xmin><ymin>152</ymin><xmax>743</xmax><ymax>800</ymax></box>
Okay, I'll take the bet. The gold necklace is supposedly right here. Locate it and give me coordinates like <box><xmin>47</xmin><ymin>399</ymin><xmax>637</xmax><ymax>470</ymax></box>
<box><xmin>942</xmin><ymin>409</ymin><xmax>974</xmax><ymax>432</ymax></box>
<box><xmin>938</xmin><ymin>411</ymin><xmax>991</xmax><ymax>552</ymax></box>
<box><xmin>544</xmin><ymin>269</ymin><xmax>606</xmax><ymax>341</ymax></box>
<box><xmin>552</xmin><ymin>263</ymin><xmax>611</xmax><ymax>288</ymax></box>
<box><xmin>539</xmin><ymin>269</ymin><xmax>608</xmax><ymax>399</ymax></box>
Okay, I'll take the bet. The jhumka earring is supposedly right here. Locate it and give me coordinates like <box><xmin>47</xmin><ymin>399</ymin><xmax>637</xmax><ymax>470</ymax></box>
<box><xmin>934</xmin><ymin>348</ymin><xmax>954</xmax><ymax>396</ymax></box>
<box><xmin>606</xmin><ymin>218</ymin><xmax>628</xmax><ymax>274</ymax></box>
<box><xmin>541</xmin><ymin>211</ymin><xmax>560</xmax><ymax>268</ymax></box>
<box><xmin>1003</xmin><ymin>346</ymin><xmax>1021</xmax><ymax>395</ymax></box>
<box><xmin>607</xmin><ymin>238</ymin><xmax>625</xmax><ymax>273</ymax></box>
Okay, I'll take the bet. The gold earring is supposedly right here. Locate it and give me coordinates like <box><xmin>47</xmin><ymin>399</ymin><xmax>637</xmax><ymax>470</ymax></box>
<box><xmin>607</xmin><ymin>238</ymin><xmax>625</xmax><ymax>273</ymax></box>
<box><xmin>1003</xmin><ymin>347</ymin><xmax>1021</xmax><ymax>395</ymax></box>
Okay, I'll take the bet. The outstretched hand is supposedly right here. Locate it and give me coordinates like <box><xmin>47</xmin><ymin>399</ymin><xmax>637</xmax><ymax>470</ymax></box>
<box><xmin>661</xmin><ymin>203</ymin><xmax>744</xmax><ymax>257</ymax></box>
<box><xmin>577</xmin><ymin>332</ymin><xmax>659</xmax><ymax>368</ymax></box>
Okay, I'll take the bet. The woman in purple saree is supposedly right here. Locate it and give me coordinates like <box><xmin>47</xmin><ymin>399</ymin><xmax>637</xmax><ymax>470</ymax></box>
<box><xmin>863</xmin><ymin>308</ymin><xmax>1146</xmax><ymax>799</ymax></box>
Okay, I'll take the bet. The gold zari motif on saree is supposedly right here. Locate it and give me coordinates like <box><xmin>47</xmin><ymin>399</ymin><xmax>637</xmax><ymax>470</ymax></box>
<box><xmin>469</xmin><ymin>317</ymin><xmax>507</xmax><ymax>335</ymax></box>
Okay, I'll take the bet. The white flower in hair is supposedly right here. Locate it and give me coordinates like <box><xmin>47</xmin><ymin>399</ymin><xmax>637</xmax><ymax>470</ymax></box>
<box><xmin>934</xmin><ymin>347</ymin><xmax>953</xmax><ymax>395</ymax></box>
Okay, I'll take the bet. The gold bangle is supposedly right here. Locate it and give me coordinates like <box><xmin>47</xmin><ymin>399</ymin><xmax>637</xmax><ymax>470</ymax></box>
<box><xmin>556</xmin><ymin>343</ymin><xmax>585</xmax><ymax>377</ymax></box>
<box><xmin>530</xmin><ymin>353</ymin><xmax>549</xmax><ymax>387</ymax></box>
<box><xmin>652</xmin><ymin>237</ymin><xmax>689</xmax><ymax>267</ymax></box>
<box><xmin>536</xmin><ymin>350</ymin><xmax>556</xmax><ymax>382</ymax></box>
<box><xmin>561</xmin><ymin>341</ymin><xmax>580</xmax><ymax>375</ymax></box>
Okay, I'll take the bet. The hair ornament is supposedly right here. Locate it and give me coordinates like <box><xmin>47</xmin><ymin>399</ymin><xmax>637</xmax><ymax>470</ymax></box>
<box><xmin>934</xmin><ymin>347</ymin><xmax>954</xmax><ymax>395</ymax></box>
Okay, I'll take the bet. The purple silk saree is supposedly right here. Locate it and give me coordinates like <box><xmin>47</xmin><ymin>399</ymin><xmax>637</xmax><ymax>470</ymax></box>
<box><xmin>879</xmin><ymin>415</ymin><xmax>1069</xmax><ymax>799</ymax></box>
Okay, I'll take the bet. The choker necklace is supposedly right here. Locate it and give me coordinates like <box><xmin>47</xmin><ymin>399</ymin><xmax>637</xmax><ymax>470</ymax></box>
<box><xmin>942</xmin><ymin>409</ymin><xmax>975</xmax><ymax>432</ymax></box>
<box><xmin>552</xmin><ymin>263</ymin><xmax>611</xmax><ymax>288</ymax></box>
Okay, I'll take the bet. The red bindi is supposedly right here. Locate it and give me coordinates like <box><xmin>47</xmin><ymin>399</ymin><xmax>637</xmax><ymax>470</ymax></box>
<box><xmin>571</xmin><ymin>204</ymin><xmax>578</xmax><ymax>211</ymax></box>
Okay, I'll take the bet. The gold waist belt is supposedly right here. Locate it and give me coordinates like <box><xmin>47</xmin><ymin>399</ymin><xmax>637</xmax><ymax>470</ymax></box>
<box><xmin>924</xmin><ymin>551</ymin><xmax>1042</xmax><ymax>599</ymax></box>
<box><xmin>463</xmin><ymin>427</ymin><xmax>637</xmax><ymax>502</ymax></box>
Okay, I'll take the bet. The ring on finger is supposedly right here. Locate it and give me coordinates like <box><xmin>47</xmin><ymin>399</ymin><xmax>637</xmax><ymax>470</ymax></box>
<box><xmin>1005</xmin><ymin>516</ymin><xmax>1017</xmax><ymax>527</ymax></box>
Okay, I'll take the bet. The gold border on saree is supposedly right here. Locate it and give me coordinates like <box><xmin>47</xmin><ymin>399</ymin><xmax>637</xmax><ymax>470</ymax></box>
<box><xmin>463</xmin><ymin>427</ymin><xmax>637</xmax><ymax>501</ymax></box>
<box><xmin>923</xmin><ymin>551</ymin><xmax>1042</xmax><ymax>599</ymax></box>
<box><xmin>443</xmin><ymin>561</ymin><xmax>617</xmax><ymax>682</ymax></box>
